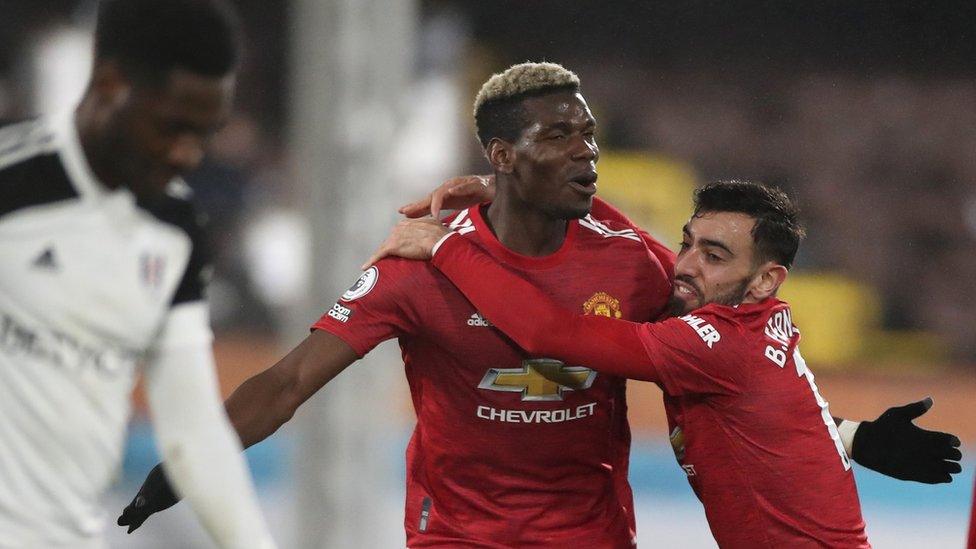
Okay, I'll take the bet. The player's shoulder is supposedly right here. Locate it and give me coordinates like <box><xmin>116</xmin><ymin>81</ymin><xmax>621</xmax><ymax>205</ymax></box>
<box><xmin>577</xmin><ymin>214</ymin><xmax>644</xmax><ymax>244</ymax></box>
<box><xmin>686</xmin><ymin>299</ymin><xmax>792</xmax><ymax>342</ymax></box>
<box><xmin>370</xmin><ymin>254</ymin><xmax>438</xmax><ymax>277</ymax></box>
<box><xmin>0</xmin><ymin>118</ymin><xmax>55</xmax><ymax>160</ymax></box>
<box><xmin>0</xmin><ymin>118</ymin><xmax>77</xmax><ymax>220</ymax></box>
<box><xmin>576</xmin><ymin>214</ymin><xmax>660</xmax><ymax>267</ymax></box>
<box><xmin>442</xmin><ymin>207</ymin><xmax>478</xmax><ymax>235</ymax></box>
<box><xmin>352</xmin><ymin>255</ymin><xmax>441</xmax><ymax>298</ymax></box>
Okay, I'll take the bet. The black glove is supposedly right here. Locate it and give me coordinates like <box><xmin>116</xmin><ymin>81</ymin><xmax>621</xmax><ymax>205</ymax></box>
<box><xmin>117</xmin><ymin>463</ymin><xmax>181</xmax><ymax>533</ymax></box>
<box><xmin>851</xmin><ymin>397</ymin><xmax>963</xmax><ymax>484</ymax></box>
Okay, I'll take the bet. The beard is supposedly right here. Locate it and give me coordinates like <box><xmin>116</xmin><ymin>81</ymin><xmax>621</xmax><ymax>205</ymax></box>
<box><xmin>666</xmin><ymin>275</ymin><xmax>752</xmax><ymax>317</ymax></box>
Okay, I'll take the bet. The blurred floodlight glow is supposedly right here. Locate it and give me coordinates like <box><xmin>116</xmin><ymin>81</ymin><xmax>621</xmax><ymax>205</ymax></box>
<box><xmin>31</xmin><ymin>27</ymin><xmax>92</xmax><ymax>114</ymax></box>
<box><xmin>391</xmin><ymin>75</ymin><xmax>463</xmax><ymax>196</ymax></box>
<box><xmin>244</xmin><ymin>209</ymin><xmax>311</xmax><ymax>307</ymax></box>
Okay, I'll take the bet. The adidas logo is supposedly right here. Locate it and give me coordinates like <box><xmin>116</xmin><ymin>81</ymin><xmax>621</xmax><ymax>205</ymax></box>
<box><xmin>467</xmin><ymin>312</ymin><xmax>492</xmax><ymax>327</ymax></box>
<box><xmin>32</xmin><ymin>247</ymin><xmax>59</xmax><ymax>271</ymax></box>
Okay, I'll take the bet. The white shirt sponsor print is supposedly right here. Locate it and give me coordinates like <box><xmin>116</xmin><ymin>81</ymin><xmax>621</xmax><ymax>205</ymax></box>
<box><xmin>475</xmin><ymin>359</ymin><xmax>599</xmax><ymax>423</ymax></box>
<box><xmin>476</xmin><ymin>403</ymin><xmax>598</xmax><ymax>423</ymax></box>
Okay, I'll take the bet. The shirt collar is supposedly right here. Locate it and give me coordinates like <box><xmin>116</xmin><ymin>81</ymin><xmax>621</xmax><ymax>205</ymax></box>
<box><xmin>52</xmin><ymin>110</ymin><xmax>116</xmax><ymax>200</ymax></box>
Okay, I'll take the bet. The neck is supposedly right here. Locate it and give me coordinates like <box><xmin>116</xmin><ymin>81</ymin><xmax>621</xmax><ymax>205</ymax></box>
<box><xmin>484</xmin><ymin>178</ymin><xmax>569</xmax><ymax>257</ymax></box>
<box><xmin>74</xmin><ymin>97</ymin><xmax>124</xmax><ymax>190</ymax></box>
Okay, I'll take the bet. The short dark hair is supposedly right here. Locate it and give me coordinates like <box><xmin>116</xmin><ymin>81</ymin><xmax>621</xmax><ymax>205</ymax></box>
<box><xmin>94</xmin><ymin>0</ymin><xmax>242</xmax><ymax>83</ymax></box>
<box><xmin>693</xmin><ymin>180</ymin><xmax>806</xmax><ymax>269</ymax></box>
<box><xmin>475</xmin><ymin>84</ymin><xmax>579</xmax><ymax>147</ymax></box>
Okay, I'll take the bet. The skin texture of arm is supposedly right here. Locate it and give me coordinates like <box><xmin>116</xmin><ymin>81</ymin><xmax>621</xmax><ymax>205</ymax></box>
<box><xmin>144</xmin><ymin>303</ymin><xmax>276</xmax><ymax>549</ymax></box>
<box><xmin>225</xmin><ymin>329</ymin><xmax>359</xmax><ymax>449</ymax></box>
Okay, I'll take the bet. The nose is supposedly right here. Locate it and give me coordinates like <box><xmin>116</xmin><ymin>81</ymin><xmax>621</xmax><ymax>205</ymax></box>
<box><xmin>674</xmin><ymin>248</ymin><xmax>700</xmax><ymax>279</ymax></box>
<box><xmin>167</xmin><ymin>135</ymin><xmax>206</xmax><ymax>174</ymax></box>
<box><xmin>571</xmin><ymin>135</ymin><xmax>598</xmax><ymax>162</ymax></box>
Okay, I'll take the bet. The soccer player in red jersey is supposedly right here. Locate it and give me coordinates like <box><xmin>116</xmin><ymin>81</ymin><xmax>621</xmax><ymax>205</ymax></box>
<box><xmin>121</xmin><ymin>62</ymin><xmax>667</xmax><ymax>547</ymax></box>
<box><xmin>370</xmin><ymin>180</ymin><xmax>962</xmax><ymax>547</ymax></box>
<box><xmin>121</xmin><ymin>63</ymin><xmax>959</xmax><ymax>546</ymax></box>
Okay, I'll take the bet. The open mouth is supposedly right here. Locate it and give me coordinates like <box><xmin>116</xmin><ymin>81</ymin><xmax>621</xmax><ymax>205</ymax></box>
<box><xmin>568</xmin><ymin>172</ymin><xmax>598</xmax><ymax>195</ymax></box>
<box><xmin>673</xmin><ymin>280</ymin><xmax>700</xmax><ymax>300</ymax></box>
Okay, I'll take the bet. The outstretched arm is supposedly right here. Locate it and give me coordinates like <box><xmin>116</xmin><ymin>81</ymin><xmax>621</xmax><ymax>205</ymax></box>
<box><xmin>119</xmin><ymin>329</ymin><xmax>358</xmax><ymax>534</ymax></box>
<box><xmin>366</xmin><ymin>219</ymin><xmax>648</xmax><ymax>378</ymax></box>
<box><xmin>431</xmin><ymin>233</ymin><xmax>657</xmax><ymax>379</ymax></box>
<box><xmin>225</xmin><ymin>330</ymin><xmax>357</xmax><ymax>448</ymax></box>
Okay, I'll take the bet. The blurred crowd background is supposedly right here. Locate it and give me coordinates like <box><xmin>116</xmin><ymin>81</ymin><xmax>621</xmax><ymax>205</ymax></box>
<box><xmin>2</xmin><ymin>1</ymin><xmax>974</xmax><ymax>547</ymax></box>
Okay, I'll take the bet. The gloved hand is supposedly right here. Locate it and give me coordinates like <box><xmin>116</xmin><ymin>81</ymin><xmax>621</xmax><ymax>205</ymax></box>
<box><xmin>117</xmin><ymin>463</ymin><xmax>181</xmax><ymax>533</ymax></box>
<box><xmin>851</xmin><ymin>397</ymin><xmax>963</xmax><ymax>484</ymax></box>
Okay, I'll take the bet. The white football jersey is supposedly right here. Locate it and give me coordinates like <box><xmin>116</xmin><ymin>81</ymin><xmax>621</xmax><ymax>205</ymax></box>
<box><xmin>0</xmin><ymin>114</ymin><xmax>212</xmax><ymax>547</ymax></box>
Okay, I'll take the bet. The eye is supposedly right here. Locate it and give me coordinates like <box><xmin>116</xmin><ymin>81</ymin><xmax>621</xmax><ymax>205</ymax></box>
<box><xmin>678</xmin><ymin>241</ymin><xmax>690</xmax><ymax>252</ymax></box>
<box><xmin>548</xmin><ymin>133</ymin><xmax>567</xmax><ymax>140</ymax></box>
<box><xmin>707</xmin><ymin>252</ymin><xmax>723</xmax><ymax>262</ymax></box>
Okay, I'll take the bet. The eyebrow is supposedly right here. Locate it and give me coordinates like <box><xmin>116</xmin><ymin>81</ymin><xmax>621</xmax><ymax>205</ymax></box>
<box><xmin>682</xmin><ymin>225</ymin><xmax>735</xmax><ymax>256</ymax></box>
<box><xmin>541</xmin><ymin>119</ymin><xmax>596</xmax><ymax>133</ymax></box>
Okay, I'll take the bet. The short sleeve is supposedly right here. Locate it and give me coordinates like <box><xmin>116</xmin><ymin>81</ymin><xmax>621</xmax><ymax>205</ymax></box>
<box><xmin>311</xmin><ymin>258</ymin><xmax>418</xmax><ymax>357</ymax></box>
<box><xmin>636</xmin><ymin>311</ymin><xmax>743</xmax><ymax>396</ymax></box>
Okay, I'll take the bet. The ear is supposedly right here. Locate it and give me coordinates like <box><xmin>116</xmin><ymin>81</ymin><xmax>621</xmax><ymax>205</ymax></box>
<box><xmin>88</xmin><ymin>60</ymin><xmax>132</xmax><ymax>108</ymax></box>
<box><xmin>746</xmin><ymin>262</ymin><xmax>788</xmax><ymax>301</ymax></box>
<box><xmin>485</xmin><ymin>138</ymin><xmax>515</xmax><ymax>174</ymax></box>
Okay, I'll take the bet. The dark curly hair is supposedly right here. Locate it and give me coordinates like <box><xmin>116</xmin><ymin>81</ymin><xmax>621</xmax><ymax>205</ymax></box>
<box><xmin>693</xmin><ymin>180</ymin><xmax>806</xmax><ymax>269</ymax></box>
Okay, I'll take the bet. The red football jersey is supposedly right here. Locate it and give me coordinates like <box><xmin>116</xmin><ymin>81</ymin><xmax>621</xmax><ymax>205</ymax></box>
<box><xmin>312</xmin><ymin>204</ymin><xmax>670</xmax><ymax>548</ymax></box>
<box><xmin>588</xmin><ymin>198</ymin><xmax>676</xmax><ymax>283</ymax></box>
<box><xmin>431</xmin><ymin>234</ymin><xmax>871</xmax><ymax>548</ymax></box>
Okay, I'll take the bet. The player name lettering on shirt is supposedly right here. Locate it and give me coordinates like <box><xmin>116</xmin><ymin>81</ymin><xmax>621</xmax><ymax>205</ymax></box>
<box><xmin>680</xmin><ymin>314</ymin><xmax>721</xmax><ymax>348</ymax></box>
<box><xmin>764</xmin><ymin>308</ymin><xmax>794</xmax><ymax>346</ymax></box>
<box><xmin>476</xmin><ymin>403</ymin><xmax>597</xmax><ymax>424</ymax></box>
<box><xmin>0</xmin><ymin>310</ymin><xmax>141</xmax><ymax>377</ymax></box>
<box><xmin>763</xmin><ymin>308</ymin><xmax>795</xmax><ymax>368</ymax></box>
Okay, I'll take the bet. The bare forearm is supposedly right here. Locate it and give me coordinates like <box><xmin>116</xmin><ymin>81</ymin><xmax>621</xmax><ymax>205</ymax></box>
<box><xmin>224</xmin><ymin>331</ymin><xmax>358</xmax><ymax>449</ymax></box>
<box><xmin>225</xmin><ymin>367</ymin><xmax>300</xmax><ymax>449</ymax></box>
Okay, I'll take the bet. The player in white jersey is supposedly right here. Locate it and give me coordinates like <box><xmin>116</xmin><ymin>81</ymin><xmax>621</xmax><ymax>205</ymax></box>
<box><xmin>0</xmin><ymin>1</ymin><xmax>275</xmax><ymax>547</ymax></box>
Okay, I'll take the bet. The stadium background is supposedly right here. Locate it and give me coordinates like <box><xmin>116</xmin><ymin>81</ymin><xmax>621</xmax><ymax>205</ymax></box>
<box><xmin>2</xmin><ymin>1</ymin><xmax>974</xmax><ymax>546</ymax></box>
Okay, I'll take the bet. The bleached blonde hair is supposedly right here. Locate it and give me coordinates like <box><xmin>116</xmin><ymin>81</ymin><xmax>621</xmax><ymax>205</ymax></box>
<box><xmin>472</xmin><ymin>62</ymin><xmax>581</xmax><ymax>146</ymax></box>
<box><xmin>473</xmin><ymin>62</ymin><xmax>580</xmax><ymax>116</ymax></box>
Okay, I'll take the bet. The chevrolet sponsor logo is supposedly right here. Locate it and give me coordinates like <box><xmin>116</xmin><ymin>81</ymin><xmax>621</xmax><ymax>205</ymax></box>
<box><xmin>478</xmin><ymin>359</ymin><xmax>596</xmax><ymax>401</ymax></box>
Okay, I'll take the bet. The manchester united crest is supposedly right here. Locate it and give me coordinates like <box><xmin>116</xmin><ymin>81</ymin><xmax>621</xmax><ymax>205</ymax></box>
<box><xmin>582</xmin><ymin>291</ymin><xmax>622</xmax><ymax>318</ymax></box>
